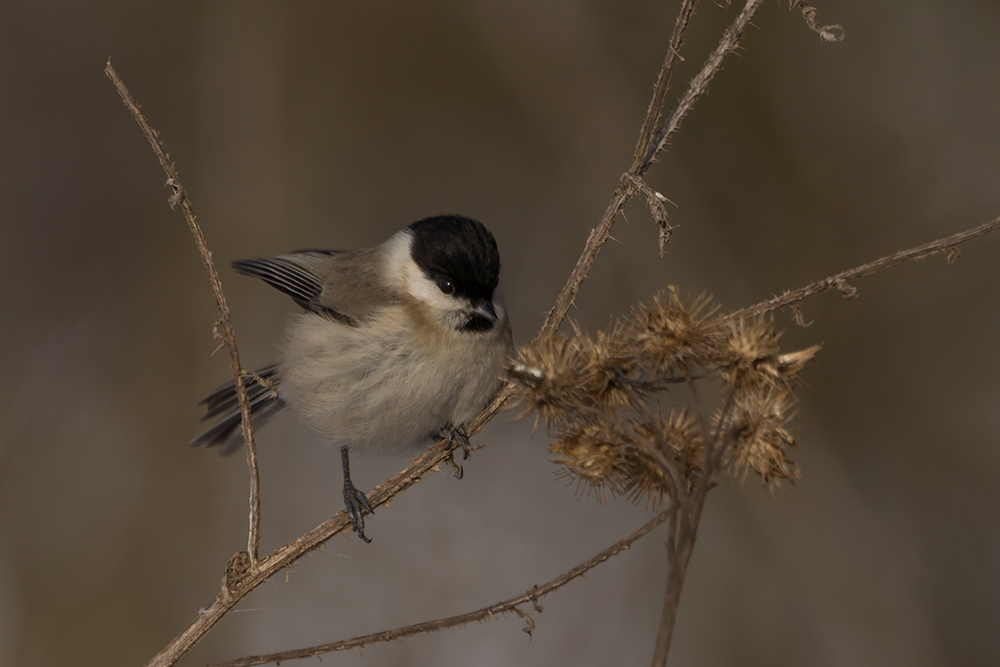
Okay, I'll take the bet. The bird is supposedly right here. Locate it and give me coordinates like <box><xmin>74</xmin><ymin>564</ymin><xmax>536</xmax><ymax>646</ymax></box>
<box><xmin>191</xmin><ymin>215</ymin><xmax>513</xmax><ymax>542</ymax></box>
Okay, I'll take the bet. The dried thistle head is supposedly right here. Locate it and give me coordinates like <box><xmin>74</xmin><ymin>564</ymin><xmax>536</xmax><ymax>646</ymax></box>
<box><xmin>722</xmin><ymin>387</ymin><xmax>800</xmax><ymax>487</ymax></box>
<box><xmin>513</xmin><ymin>334</ymin><xmax>598</xmax><ymax>431</ymax></box>
<box><xmin>628</xmin><ymin>287</ymin><xmax>720</xmax><ymax>375</ymax></box>
<box><xmin>715</xmin><ymin>317</ymin><xmax>821</xmax><ymax>395</ymax></box>
<box><xmin>572</xmin><ymin>321</ymin><xmax>646</xmax><ymax>413</ymax></box>
<box><xmin>630</xmin><ymin>409</ymin><xmax>705</xmax><ymax>501</ymax></box>
<box><xmin>550</xmin><ymin>420</ymin><xmax>635</xmax><ymax>497</ymax></box>
<box><xmin>512</xmin><ymin>323</ymin><xmax>644</xmax><ymax>431</ymax></box>
<box><xmin>551</xmin><ymin>415</ymin><xmax>693</xmax><ymax>508</ymax></box>
<box><xmin>507</xmin><ymin>286</ymin><xmax>818</xmax><ymax>501</ymax></box>
<box><xmin>651</xmin><ymin>408</ymin><xmax>704</xmax><ymax>472</ymax></box>
<box><xmin>714</xmin><ymin>316</ymin><xmax>779</xmax><ymax>374</ymax></box>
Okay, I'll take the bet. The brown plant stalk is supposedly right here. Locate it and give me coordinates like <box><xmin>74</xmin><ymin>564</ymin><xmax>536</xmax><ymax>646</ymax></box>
<box><xmin>539</xmin><ymin>0</ymin><xmax>759</xmax><ymax>341</ymax></box>
<box><xmin>207</xmin><ymin>510</ymin><xmax>673</xmax><ymax>667</ymax></box>
<box><xmin>650</xmin><ymin>380</ymin><xmax>739</xmax><ymax>667</ymax></box>
<box><xmin>104</xmin><ymin>61</ymin><xmax>263</xmax><ymax>568</ymax></box>
<box><xmin>639</xmin><ymin>0</ymin><xmax>765</xmax><ymax>171</ymax></box>
<box><xmin>728</xmin><ymin>215</ymin><xmax>1000</xmax><ymax>322</ymax></box>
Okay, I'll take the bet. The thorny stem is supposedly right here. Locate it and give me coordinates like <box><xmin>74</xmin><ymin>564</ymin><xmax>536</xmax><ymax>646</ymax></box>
<box><xmin>683</xmin><ymin>372</ymin><xmax>710</xmax><ymax>447</ymax></box>
<box><xmin>631</xmin><ymin>0</ymin><xmax>701</xmax><ymax>173</ymax></box>
<box><xmin>536</xmin><ymin>186</ymin><xmax>633</xmax><ymax>341</ymax></box>
<box><xmin>104</xmin><ymin>62</ymin><xmax>263</xmax><ymax>568</ymax></box>
<box><xmin>540</xmin><ymin>0</ymin><xmax>766</xmax><ymax>342</ymax></box>
<box><xmin>651</xmin><ymin>503</ymin><xmax>703</xmax><ymax>667</ymax></box>
<box><xmin>543</xmin><ymin>5</ymin><xmax>777</xmax><ymax>655</ymax></box>
<box><xmin>642</xmin><ymin>0</ymin><xmax>765</xmax><ymax>170</ymax></box>
<box><xmin>636</xmin><ymin>402</ymin><xmax>686</xmax><ymax>501</ymax></box>
<box><xmin>651</xmin><ymin>377</ymin><xmax>738</xmax><ymax>667</ymax></box>
<box><xmin>728</xmin><ymin>216</ymin><xmax>1000</xmax><ymax>322</ymax></box>
<box><xmin>142</xmin><ymin>442</ymin><xmax>459</xmax><ymax>667</ymax></box>
<box><xmin>666</xmin><ymin>505</ymin><xmax>680</xmax><ymax>561</ymax></box>
<box><xmin>207</xmin><ymin>511</ymin><xmax>673</xmax><ymax>667</ymax></box>
<box><xmin>705</xmin><ymin>380</ymin><xmax>740</xmax><ymax>473</ymax></box>
<box><xmin>655</xmin><ymin>440</ymin><xmax>687</xmax><ymax>508</ymax></box>
<box><xmin>463</xmin><ymin>0</ymin><xmax>738</xmax><ymax>463</ymax></box>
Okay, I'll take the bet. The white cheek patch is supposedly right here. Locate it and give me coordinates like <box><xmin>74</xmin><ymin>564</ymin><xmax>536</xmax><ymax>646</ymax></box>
<box><xmin>382</xmin><ymin>229</ymin><xmax>469</xmax><ymax>316</ymax></box>
<box><xmin>381</xmin><ymin>229</ymin><xmax>415</xmax><ymax>286</ymax></box>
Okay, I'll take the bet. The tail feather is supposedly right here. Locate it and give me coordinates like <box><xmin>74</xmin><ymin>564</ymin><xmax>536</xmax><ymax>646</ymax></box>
<box><xmin>191</xmin><ymin>365</ymin><xmax>285</xmax><ymax>455</ymax></box>
<box><xmin>198</xmin><ymin>365</ymin><xmax>280</xmax><ymax>422</ymax></box>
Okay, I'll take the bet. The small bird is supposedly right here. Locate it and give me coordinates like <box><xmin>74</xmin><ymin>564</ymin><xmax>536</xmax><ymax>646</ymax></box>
<box><xmin>192</xmin><ymin>215</ymin><xmax>513</xmax><ymax>542</ymax></box>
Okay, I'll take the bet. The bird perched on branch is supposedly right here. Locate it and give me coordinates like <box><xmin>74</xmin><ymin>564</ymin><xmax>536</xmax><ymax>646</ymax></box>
<box><xmin>192</xmin><ymin>215</ymin><xmax>513</xmax><ymax>542</ymax></box>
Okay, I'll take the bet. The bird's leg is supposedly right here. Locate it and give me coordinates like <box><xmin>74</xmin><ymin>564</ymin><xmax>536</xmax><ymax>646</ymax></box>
<box><xmin>340</xmin><ymin>445</ymin><xmax>374</xmax><ymax>543</ymax></box>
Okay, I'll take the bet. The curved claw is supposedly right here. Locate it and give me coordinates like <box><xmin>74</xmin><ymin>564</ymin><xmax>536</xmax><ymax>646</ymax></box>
<box><xmin>444</xmin><ymin>454</ymin><xmax>464</xmax><ymax>480</ymax></box>
<box><xmin>343</xmin><ymin>482</ymin><xmax>374</xmax><ymax>543</ymax></box>
<box><xmin>441</xmin><ymin>424</ymin><xmax>471</xmax><ymax>460</ymax></box>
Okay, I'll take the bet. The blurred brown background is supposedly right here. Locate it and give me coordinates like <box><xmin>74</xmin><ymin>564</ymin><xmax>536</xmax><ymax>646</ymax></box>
<box><xmin>2</xmin><ymin>1</ymin><xmax>1000</xmax><ymax>666</ymax></box>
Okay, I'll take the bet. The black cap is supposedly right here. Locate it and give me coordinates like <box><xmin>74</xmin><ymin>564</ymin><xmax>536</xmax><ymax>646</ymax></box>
<box><xmin>408</xmin><ymin>215</ymin><xmax>500</xmax><ymax>302</ymax></box>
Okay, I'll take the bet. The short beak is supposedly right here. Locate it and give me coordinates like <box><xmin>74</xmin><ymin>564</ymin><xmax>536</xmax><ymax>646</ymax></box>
<box><xmin>471</xmin><ymin>300</ymin><xmax>498</xmax><ymax>323</ymax></box>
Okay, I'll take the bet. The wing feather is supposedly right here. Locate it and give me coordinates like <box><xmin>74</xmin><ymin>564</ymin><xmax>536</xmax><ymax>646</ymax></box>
<box><xmin>233</xmin><ymin>247</ymin><xmax>396</xmax><ymax>324</ymax></box>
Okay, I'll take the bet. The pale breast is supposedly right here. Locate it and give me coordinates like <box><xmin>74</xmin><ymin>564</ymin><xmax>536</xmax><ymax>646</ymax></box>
<box><xmin>276</xmin><ymin>308</ymin><xmax>508</xmax><ymax>455</ymax></box>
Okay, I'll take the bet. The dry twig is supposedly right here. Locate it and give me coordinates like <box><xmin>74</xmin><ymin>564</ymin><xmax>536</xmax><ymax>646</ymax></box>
<box><xmin>639</xmin><ymin>0</ymin><xmax>764</xmax><ymax>171</ymax></box>
<box><xmin>791</xmin><ymin>1</ymin><xmax>845</xmax><ymax>43</ymax></box>
<box><xmin>207</xmin><ymin>510</ymin><xmax>672</xmax><ymax>667</ymax></box>
<box><xmin>539</xmin><ymin>0</ymin><xmax>762</xmax><ymax>342</ymax></box>
<box><xmin>104</xmin><ymin>62</ymin><xmax>263</xmax><ymax>569</ymax></box>
<box><xmin>728</xmin><ymin>216</ymin><xmax>1000</xmax><ymax>322</ymax></box>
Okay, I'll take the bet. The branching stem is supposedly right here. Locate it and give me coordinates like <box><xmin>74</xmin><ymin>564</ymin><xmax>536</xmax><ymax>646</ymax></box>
<box><xmin>206</xmin><ymin>511</ymin><xmax>672</xmax><ymax>667</ymax></box>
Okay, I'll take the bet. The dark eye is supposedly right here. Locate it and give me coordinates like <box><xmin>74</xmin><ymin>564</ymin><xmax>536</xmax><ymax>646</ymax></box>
<box><xmin>437</xmin><ymin>279</ymin><xmax>455</xmax><ymax>295</ymax></box>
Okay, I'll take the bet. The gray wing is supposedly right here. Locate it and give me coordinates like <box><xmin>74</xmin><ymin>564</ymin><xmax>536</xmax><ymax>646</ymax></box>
<box><xmin>232</xmin><ymin>248</ymin><xmax>393</xmax><ymax>325</ymax></box>
<box><xmin>232</xmin><ymin>250</ymin><xmax>337</xmax><ymax>310</ymax></box>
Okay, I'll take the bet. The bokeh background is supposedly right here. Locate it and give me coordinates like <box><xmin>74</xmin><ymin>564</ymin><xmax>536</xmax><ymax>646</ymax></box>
<box><xmin>2</xmin><ymin>1</ymin><xmax>1000</xmax><ymax>666</ymax></box>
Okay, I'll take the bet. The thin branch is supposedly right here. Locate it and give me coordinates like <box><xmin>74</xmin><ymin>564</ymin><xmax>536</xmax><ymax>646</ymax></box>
<box><xmin>535</xmin><ymin>185</ymin><xmax>634</xmax><ymax>341</ymax></box>
<box><xmin>143</xmin><ymin>439</ymin><xmax>470</xmax><ymax>667</ymax></box>
<box><xmin>667</xmin><ymin>504</ymin><xmax>680</xmax><ymax>561</ymax></box>
<box><xmin>702</xmin><ymin>379</ymin><xmax>739</xmax><ymax>486</ymax></box>
<box><xmin>104</xmin><ymin>62</ymin><xmax>263</xmax><ymax>567</ymax></box>
<box><xmin>651</xmin><ymin>374</ymin><xmax>740</xmax><ymax>667</ymax></box>
<box><xmin>792</xmin><ymin>1</ymin><xmax>845</xmax><ymax>43</ymax></box>
<box><xmin>631</xmin><ymin>0</ymin><xmax>701</xmax><ymax>173</ymax></box>
<box><xmin>685</xmin><ymin>370</ymin><xmax>708</xmax><ymax>430</ymax></box>
<box><xmin>540</xmin><ymin>0</ymin><xmax>763</xmax><ymax>341</ymax></box>
<box><xmin>649</xmin><ymin>428</ymin><xmax>731</xmax><ymax>667</ymax></box>
<box><xmin>641</xmin><ymin>0</ymin><xmax>765</xmax><ymax>171</ymax></box>
<box><xmin>208</xmin><ymin>511</ymin><xmax>673</xmax><ymax>667</ymax></box>
<box><xmin>642</xmin><ymin>407</ymin><xmax>687</xmax><ymax>504</ymax></box>
<box><xmin>650</xmin><ymin>499</ymin><xmax>702</xmax><ymax>667</ymax></box>
<box><xmin>650</xmin><ymin>556</ymin><xmax>684</xmax><ymax>667</ymax></box>
<box><xmin>728</xmin><ymin>216</ymin><xmax>1000</xmax><ymax>321</ymax></box>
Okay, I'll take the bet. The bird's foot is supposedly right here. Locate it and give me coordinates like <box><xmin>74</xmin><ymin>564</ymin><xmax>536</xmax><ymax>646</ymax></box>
<box><xmin>439</xmin><ymin>425</ymin><xmax>471</xmax><ymax>479</ymax></box>
<box><xmin>441</xmin><ymin>425</ymin><xmax>471</xmax><ymax>460</ymax></box>
<box><xmin>343</xmin><ymin>481</ymin><xmax>374</xmax><ymax>543</ymax></box>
